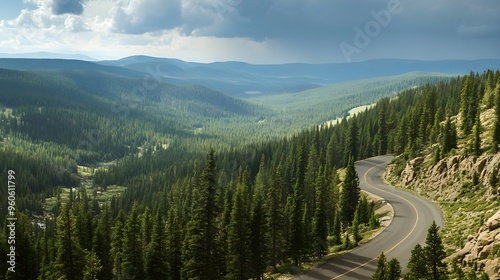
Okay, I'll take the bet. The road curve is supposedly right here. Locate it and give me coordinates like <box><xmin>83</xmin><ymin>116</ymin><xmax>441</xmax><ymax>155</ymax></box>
<box><xmin>293</xmin><ymin>155</ymin><xmax>444</xmax><ymax>280</ymax></box>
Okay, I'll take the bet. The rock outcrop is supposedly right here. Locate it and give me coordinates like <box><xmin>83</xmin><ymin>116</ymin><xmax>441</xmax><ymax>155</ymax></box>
<box><xmin>391</xmin><ymin>153</ymin><xmax>500</xmax><ymax>201</ymax></box>
<box><xmin>453</xmin><ymin>210</ymin><xmax>500</xmax><ymax>279</ymax></box>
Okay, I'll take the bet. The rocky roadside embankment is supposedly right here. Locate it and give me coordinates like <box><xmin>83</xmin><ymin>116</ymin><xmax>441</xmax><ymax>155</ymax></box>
<box><xmin>386</xmin><ymin>153</ymin><xmax>500</xmax><ymax>279</ymax></box>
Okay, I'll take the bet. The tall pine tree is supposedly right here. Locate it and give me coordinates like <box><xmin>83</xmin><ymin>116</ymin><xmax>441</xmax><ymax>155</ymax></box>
<box><xmin>249</xmin><ymin>189</ymin><xmax>268</xmax><ymax>280</ymax></box>
<box><xmin>377</xmin><ymin>100</ymin><xmax>388</xmax><ymax>155</ymax></box>
<box><xmin>461</xmin><ymin>74</ymin><xmax>477</xmax><ymax>135</ymax></box>
<box><xmin>385</xmin><ymin>258</ymin><xmax>402</xmax><ymax>280</ymax></box>
<box><xmin>440</xmin><ymin>117</ymin><xmax>457</xmax><ymax>158</ymax></box>
<box><xmin>121</xmin><ymin>202</ymin><xmax>144</xmax><ymax>278</ymax></box>
<box><xmin>111</xmin><ymin>210</ymin><xmax>125</xmax><ymax>279</ymax></box>
<box><xmin>343</xmin><ymin>118</ymin><xmax>359</xmax><ymax>165</ymax></box>
<box><xmin>372</xmin><ymin>252</ymin><xmax>387</xmax><ymax>280</ymax></box>
<box><xmin>424</xmin><ymin>221</ymin><xmax>447</xmax><ymax>280</ymax></box>
<box><xmin>406</xmin><ymin>243</ymin><xmax>427</xmax><ymax>279</ymax></box>
<box><xmin>492</xmin><ymin>79</ymin><xmax>500</xmax><ymax>151</ymax></box>
<box><xmin>226</xmin><ymin>182</ymin><xmax>251</xmax><ymax>280</ymax></box>
<box><xmin>144</xmin><ymin>211</ymin><xmax>168</xmax><ymax>280</ymax></box>
<box><xmin>473</xmin><ymin>111</ymin><xmax>482</xmax><ymax>156</ymax></box>
<box><xmin>313</xmin><ymin>168</ymin><xmax>328</xmax><ymax>257</ymax></box>
<box><xmin>166</xmin><ymin>207</ymin><xmax>183</xmax><ymax>280</ymax></box>
<box><xmin>266</xmin><ymin>164</ymin><xmax>284</xmax><ymax>271</ymax></box>
<box><xmin>289</xmin><ymin>181</ymin><xmax>304</xmax><ymax>266</ymax></box>
<box><xmin>54</xmin><ymin>203</ymin><xmax>85</xmax><ymax>280</ymax></box>
<box><xmin>182</xmin><ymin>150</ymin><xmax>220</xmax><ymax>280</ymax></box>
<box><xmin>339</xmin><ymin>156</ymin><xmax>360</xmax><ymax>228</ymax></box>
<box><xmin>92</xmin><ymin>205</ymin><xmax>112</xmax><ymax>280</ymax></box>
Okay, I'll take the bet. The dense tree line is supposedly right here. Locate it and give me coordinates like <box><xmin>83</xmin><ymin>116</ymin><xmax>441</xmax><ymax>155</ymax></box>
<box><xmin>0</xmin><ymin>148</ymin><xmax>375</xmax><ymax>279</ymax></box>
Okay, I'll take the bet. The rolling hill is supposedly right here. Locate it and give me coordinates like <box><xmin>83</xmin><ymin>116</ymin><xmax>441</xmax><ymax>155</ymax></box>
<box><xmin>2</xmin><ymin>56</ymin><xmax>500</xmax><ymax>98</ymax></box>
<box><xmin>2</xmin><ymin>56</ymin><xmax>498</xmax><ymax>159</ymax></box>
<box><xmin>0</xmin><ymin>67</ymin><xmax>265</xmax><ymax>166</ymax></box>
<box><xmin>100</xmin><ymin>56</ymin><xmax>500</xmax><ymax>96</ymax></box>
<box><xmin>0</xmin><ymin>51</ymin><xmax>97</xmax><ymax>61</ymax></box>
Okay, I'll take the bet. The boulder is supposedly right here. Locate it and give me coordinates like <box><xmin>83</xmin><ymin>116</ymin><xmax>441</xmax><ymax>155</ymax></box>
<box><xmin>486</xmin><ymin>210</ymin><xmax>500</xmax><ymax>231</ymax></box>
<box><xmin>447</xmin><ymin>155</ymin><xmax>461</xmax><ymax>171</ymax></box>
<box><xmin>434</xmin><ymin>159</ymin><xmax>448</xmax><ymax>174</ymax></box>
<box><xmin>476</xmin><ymin>157</ymin><xmax>488</xmax><ymax>174</ymax></box>
<box><xmin>477</xmin><ymin>231</ymin><xmax>494</xmax><ymax>247</ymax></box>
<box><xmin>483</xmin><ymin>258</ymin><xmax>500</xmax><ymax>280</ymax></box>
<box><xmin>402</xmin><ymin>157</ymin><xmax>425</xmax><ymax>184</ymax></box>
<box><xmin>479</xmin><ymin>243</ymin><xmax>494</xmax><ymax>259</ymax></box>
<box><xmin>456</xmin><ymin>241</ymin><xmax>475</xmax><ymax>259</ymax></box>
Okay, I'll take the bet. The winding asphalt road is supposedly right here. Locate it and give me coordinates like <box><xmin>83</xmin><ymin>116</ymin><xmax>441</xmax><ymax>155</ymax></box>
<box><xmin>293</xmin><ymin>155</ymin><xmax>444</xmax><ymax>280</ymax></box>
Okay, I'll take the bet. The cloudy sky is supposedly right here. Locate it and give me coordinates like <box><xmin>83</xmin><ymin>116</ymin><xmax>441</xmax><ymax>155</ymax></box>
<box><xmin>0</xmin><ymin>0</ymin><xmax>499</xmax><ymax>63</ymax></box>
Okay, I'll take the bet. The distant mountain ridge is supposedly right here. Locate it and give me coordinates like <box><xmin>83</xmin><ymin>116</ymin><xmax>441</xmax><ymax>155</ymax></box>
<box><xmin>0</xmin><ymin>51</ymin><xmax>97</xmax><ymax>61</ymax></box>
<box><xmin>0</xmin><ymin>58</ymin><xmax>144</xmax><ymax>78</ymax></box>
<box><xmin>1</xmin><ymin>55</ymin><xmax>500</xmax><ymax>97</ymax></box>
<box><xmin>67</xmin><ymin>56</ymin><xmax>500</xmax><ymax>96</ymax></box>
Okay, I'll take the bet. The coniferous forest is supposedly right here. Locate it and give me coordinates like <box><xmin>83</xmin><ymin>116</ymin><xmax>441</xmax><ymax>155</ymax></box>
<box><xmin>0</xmin><ymin>66</ymin><xmax>499</xmax><ymax>279</ymax></box>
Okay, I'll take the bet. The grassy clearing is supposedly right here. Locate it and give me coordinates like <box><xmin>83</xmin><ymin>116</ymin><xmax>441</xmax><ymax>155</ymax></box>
<box><xmin>1</xmin><ymin>107</ymin><xmax>13</xmax><ymax>118</ymax></box>
<box><xmin>323</xmin><ymin>103</ymin><xmax>376</xmax><ymax>127</ymax></box>
<box><xmin>78</xmin><ymin>165</ymin><xmax>95</xmax><ymax>177</ymax></box>
<box><xmin>0</xmin><ymin>106</ymin><xmax>19</xmax><ymax>122</ymax></box>
<box><xmin>43</xmin><ymin>184</ymin><xmax>127</xmax><ymax>212</ymax></box>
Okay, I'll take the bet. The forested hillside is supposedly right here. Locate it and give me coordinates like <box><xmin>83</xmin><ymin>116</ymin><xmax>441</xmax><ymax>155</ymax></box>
<box><xmin>1</xmin><ymin>60</ymin><xmax>498</xmax><ymax>279</ymax></box>
<box><xmin>0</xmin><ymin>67</ymin><xmax>266</xmax><ymax>226</ymax></box>
<box><xmin>0</xmin><ymin>68</ymin><xmax>262</xmax><ymax>163</ymax></box>
<box><xmin>247</xmin><ymin>72</ymin><xmax>452</xmax><ymax>132</ymax></box>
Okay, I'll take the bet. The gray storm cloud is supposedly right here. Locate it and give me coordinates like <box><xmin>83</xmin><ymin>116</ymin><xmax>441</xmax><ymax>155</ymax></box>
<box><xmin>111</xmin><ymin>0</ymin><xmax>183</xmax><ymax>34</ymax></box>
<box><xmin>10</xmin><ymin>0</ymin><xmax>495</xmax><ymax>62</ymax></box>
<box><xmin>51</xmin><ymin>0</ymin><xmax>84</xmax><ymax>15</ymax></box>
<box><xmin>101</xmin><ymin>0</ymin><xmax>500</xmax><ymax>62</ymax></box>
<box><xmin>108</xmin><ymin>0</ymin><xmax>499</xmax><ymax>44</ymax></box>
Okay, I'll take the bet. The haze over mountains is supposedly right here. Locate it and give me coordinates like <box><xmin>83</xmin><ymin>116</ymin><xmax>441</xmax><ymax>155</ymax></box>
<box><xmin>0</xmin><ymin>52</ymin><xmax>97</xmax><ymax>61</ymax></box>
<box><xmin>1</xmin><ymin>54</ymin><xmax>500</xmax><ymax>97</ymax></box>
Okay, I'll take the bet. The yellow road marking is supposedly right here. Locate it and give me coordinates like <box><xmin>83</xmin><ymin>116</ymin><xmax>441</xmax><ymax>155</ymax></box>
<box><xmin>331</xmin><ymin>160</ymin><xmax>420</xmax><ymax>279</ymax></box>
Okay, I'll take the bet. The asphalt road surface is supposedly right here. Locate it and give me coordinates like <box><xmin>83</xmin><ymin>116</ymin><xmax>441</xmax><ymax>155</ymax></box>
<box><xmin>293</xmin><ymin>155</ymin><xmax>444</xmax><ymax>280</ymax></box>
